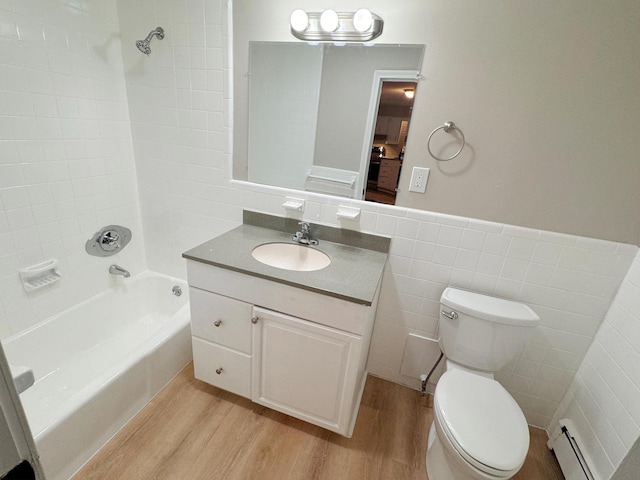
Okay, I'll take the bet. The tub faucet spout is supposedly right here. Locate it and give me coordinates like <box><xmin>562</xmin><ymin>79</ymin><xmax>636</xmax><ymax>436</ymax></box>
<box><xmin>109</xmin><ymin>264</ymin><xmax>130</xmax><ymax>278</ymax></box>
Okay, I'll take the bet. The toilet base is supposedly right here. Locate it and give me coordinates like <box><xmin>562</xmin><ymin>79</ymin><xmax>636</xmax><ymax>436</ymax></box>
<box><xmin>426</xmin><ymin>422</ymin><xmax>513</xmax><ymax>480</ymax></box>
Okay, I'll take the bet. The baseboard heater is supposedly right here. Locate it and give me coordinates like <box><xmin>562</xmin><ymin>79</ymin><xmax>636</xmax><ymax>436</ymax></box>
<box><xmin>548</xmin><ymin>419</ymin><xmax>597</xmax><ymax>480</ymax></box>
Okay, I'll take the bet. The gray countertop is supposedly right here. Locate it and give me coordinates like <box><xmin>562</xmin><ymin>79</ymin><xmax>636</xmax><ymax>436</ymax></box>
<box><xmin>182</xmin><ymin>215</ymin><xmax>389</xmax><ymax>306</ymax></box>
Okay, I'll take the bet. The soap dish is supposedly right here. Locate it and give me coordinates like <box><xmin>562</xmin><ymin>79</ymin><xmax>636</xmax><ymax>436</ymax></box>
<box><xmin>19</xmin><ymin>259</ymin><xmax>62</xmax><ymax>292</ymax></box>
<box><xmin>282</xmin><ymin>197</ymin><xmax>305</xmax><ymax>212</ymax></box>
<box><xmin>336</xmin><ymin>206</ymin><xmax>361</xmax><ymax>220</ymax></box>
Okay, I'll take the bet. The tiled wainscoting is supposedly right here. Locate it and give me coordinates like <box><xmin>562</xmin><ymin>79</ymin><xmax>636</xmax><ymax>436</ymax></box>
<box><xmin>550</xmin><ymin>253</ymin><xmax>640</xmax><ymax>479</ymax></box>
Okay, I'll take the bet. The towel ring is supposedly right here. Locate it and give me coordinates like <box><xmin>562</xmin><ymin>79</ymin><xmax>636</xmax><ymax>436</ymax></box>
<box><xmin>427</xmin><ymin>121</ymin><xmax>465</xmax><ymax>161</ymax></box>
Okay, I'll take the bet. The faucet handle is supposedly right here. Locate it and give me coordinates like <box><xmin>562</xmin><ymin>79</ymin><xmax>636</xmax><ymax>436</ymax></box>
<box><xmin>298</xmin><ymin>221</ymin><xmax>311</xmax><ymax>233</ymax></box>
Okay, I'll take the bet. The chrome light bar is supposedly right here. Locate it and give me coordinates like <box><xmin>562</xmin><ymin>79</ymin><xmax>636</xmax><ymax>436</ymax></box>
<box><xmin>290</xmin><ymin>9</ymin><xmax>383</xmax><ymax>43</ymax></box>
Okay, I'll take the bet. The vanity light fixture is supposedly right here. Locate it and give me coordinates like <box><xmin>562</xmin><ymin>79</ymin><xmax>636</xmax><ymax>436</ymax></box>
<box><xmin>320</xmin><ymin>9</ymin><xmax>339</xmax><ymax>32</ymax></box>
<box><xmin>404</xmin><ymin>89</ymin><xmax>415</xmax><ymax>99</ymax></box>
<box><xmin>353</xmin><ymin>8</ymin><xmax>373</xmax><ymax>32</ymax></box>
<box><xmin>290</xmin><ymin>10</ymin><xmax>309</xmax><ymax>32</ymax></box>
<box><xmin>289</xmin><ymin>9</ymin><xmax>383</xmax><ymax>42</ymax></box>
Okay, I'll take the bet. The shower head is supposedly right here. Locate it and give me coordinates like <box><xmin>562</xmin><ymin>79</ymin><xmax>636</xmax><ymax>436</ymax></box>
<box><xmin>136</xmin><ymin>27</ymin><xmax>165</xmax><ymax>56</ymax></box>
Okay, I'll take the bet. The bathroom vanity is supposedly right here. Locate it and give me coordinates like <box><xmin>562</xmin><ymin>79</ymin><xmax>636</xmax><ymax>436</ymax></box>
<box><xmin>182</xmin><ymin>212</ymin><xmax>389</xmax><ymax>437</ymax></box>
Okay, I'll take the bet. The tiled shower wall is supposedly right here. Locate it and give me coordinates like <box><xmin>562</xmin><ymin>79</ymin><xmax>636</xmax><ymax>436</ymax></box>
<box><xmin>0</xmin><ymin>0</ymin><xmax>146</xmax><ymax>339</ymax></box>
<box><xmin>550</xmin><ymin>251</ymin><xmax>640</xmax><ymax>479</ymax></box>
<box><xmin>116</xmin><ymin>0</ymin><xmax>237</xmax><ymax>278</ymax></box>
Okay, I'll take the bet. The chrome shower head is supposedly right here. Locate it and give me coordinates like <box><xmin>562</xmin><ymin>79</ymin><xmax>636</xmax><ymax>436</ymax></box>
<box><xmin>136</xmin><ymin>27</ymin><xmax>165</xmax><ymax>56</ymax></box>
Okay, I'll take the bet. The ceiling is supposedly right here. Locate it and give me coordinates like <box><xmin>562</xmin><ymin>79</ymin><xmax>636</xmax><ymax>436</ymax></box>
<box><xmin>379</xmin><ymin>81</ymin><xmax>417</xmax><ymax>106</ymax></box>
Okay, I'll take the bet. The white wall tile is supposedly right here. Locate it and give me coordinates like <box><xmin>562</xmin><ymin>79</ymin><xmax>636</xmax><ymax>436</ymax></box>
<box><xmin>0</xmin><ymin>0</ymin><xmax>145</xmax><ymax>338</ymax></box>
<box><xmin>551</xmin><ymin>251</ymin><xmax>640</xmax><ymax>478</ymax></box>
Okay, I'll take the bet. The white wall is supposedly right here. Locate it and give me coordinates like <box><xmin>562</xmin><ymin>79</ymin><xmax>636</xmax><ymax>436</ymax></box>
<box><xmin>233</xmin><ymin>0</ymin><xmax>640</xmax><ymax>245</ymax></box>
<box><xmin>248</xmin><ymin>43</ymin><xmax>322</xmax><ymax>190</ymax></box>
<box><xmin>551</xmin><ymin>251</ymin><xmax>640</xmax><ymax>479</ymax></box>
<box><xmin>0</xmin><ymin>0</ymin><xmax>145</xmax><ymax>340</ymax></box>
<box><xmin>313</xmin><ymin>45</ymin><xmax>423</xmax><ymax>172</ymax></box>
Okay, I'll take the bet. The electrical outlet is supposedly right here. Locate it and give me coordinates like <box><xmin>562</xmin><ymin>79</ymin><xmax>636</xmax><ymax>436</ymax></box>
<box><xmin>409</xmin><ymin>167</ymin><xmax>429</xmax><ymax>193</ymax></box>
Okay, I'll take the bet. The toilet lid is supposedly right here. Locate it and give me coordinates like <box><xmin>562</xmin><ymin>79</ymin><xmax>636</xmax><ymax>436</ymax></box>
<box><xmin>434</xmin><ymin>369</ymin><xmax>529</xmax><ymax>473</ymax></box>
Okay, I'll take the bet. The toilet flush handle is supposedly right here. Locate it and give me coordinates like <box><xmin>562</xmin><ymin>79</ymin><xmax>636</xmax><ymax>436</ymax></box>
<box><xmin>441</xmin><ymin>310</ymin><xmax>458</xmax><ymax>320</ymax></box>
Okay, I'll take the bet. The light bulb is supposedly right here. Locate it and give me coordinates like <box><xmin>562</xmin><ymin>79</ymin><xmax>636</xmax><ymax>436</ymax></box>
<box><xmin>353</xmin><ymin>9</ymin><xmax>373</xmax><ymax>32</ymax></box>
<box><xmin>320</xmin><ymin>9</ymin><xmax>339</xmax><ymax>32</ymax></box>
<box><xmin>404</xmin><ymin>89</ymin><xmax>415</xmax><ymax>99</ymax></box>
<box><xmin>290</xmin><ymin>10</ymin><xmax>309</xmax><ymax>32</ymax></box>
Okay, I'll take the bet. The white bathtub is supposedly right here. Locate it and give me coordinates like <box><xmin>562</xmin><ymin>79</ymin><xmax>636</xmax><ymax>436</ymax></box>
<box><xmin>2</xmin><ymin>271</ymin><xmax>192</xmax><ymax>480</ymax></box>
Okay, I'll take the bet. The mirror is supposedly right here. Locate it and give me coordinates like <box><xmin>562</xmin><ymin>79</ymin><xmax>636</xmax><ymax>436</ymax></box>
<box><xmin>365</xmin><ymin>80</ymin><xmax>417</xmax><ymax>205</ymax></box>
<box><xmin>242</xmin><ymin>42</ymin><xmax>425</xmax><ymax>203</ymax></box>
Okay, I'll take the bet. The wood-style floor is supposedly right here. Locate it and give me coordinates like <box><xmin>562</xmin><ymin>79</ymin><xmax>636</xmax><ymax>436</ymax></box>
<box><xmin>73</xmin><ymin>364</ymin><xmax>564</xmax><ymax>480</ymax></box>
<box><xmin>365</xmin><ymin>187</ymin><xmax>397</xmax><ymax>205</ymax></box>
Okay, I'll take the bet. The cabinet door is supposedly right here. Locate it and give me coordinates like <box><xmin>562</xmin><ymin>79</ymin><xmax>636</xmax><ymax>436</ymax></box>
<box><xmin>385</xmin><ymin>117</ymin><xmax>403</xmax><ymax>144</ymax></box>
<box><xmin>374</xmin><ymin>115</ymin><xmax>390</xmax><ymax>135</ymax></box>
<box><xmin>251</xmin><ymin>307</ymin><xmax>362</xmax><ymax>436</ymax></box>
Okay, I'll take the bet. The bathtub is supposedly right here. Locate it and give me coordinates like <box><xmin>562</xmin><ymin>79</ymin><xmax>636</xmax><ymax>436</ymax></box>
<box><xmin>2</xmin><ymin>271</ymin><xmax>192</xmax><ymax>480</ymax></box>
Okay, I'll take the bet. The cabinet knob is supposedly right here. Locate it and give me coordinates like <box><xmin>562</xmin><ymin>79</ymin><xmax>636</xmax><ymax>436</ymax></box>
<box><xmin>214</xmin><ymin>319</ymin><xmax>222</xmax><ymax>327</ymax></box>
<box><xmin>251</xmin><ymin>317</ymin><xmax>259</xmax><ymax>324</ymax></box>
<box><xmin>215</xmin><ymin>367</ymin><xmax>223</xmax><ymax>374</ymax></box>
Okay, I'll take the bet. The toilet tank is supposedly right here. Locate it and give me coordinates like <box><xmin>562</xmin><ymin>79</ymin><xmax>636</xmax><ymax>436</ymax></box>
<box><xmin>439</xmin><ymin>288</ymin><xmax>540</xmax><ymax>372</ymax></box>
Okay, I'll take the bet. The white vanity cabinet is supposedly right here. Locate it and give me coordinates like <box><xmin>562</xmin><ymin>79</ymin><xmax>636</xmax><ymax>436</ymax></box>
<box><xmin>186</xmin><ymin>259</ymin><xmax>380</xmax><ymax>438</ymax></box>
<box><xmin>252</xmin><ymin>307</ymin><xmax>362</xmax><ymax>434</ymax></box>
<box><xmin>190</xmin><ymin>287</ymin><xmax>253</xmax><ymax>398</ymax></box>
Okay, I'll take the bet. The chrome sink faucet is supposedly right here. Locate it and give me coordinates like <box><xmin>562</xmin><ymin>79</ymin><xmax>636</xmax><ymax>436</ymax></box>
<box><xmin>292</xmin><ymin>222</ymin><xmax>319</xmax><ymax>246</ymax></box>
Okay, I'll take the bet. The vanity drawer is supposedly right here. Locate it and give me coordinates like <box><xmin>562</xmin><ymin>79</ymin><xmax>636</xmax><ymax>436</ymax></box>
<box><xmin>189</xmin><ymin>287</ymin><xmax>252</xmax><ymax>353</ymax></box>
<box><xmin>192</xmin><ymin>337</ymin><xmax>251</xmax><ymax>399</ymax></box>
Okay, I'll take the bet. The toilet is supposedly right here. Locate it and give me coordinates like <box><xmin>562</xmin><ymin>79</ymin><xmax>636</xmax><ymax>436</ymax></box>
<box><xmin>426</xmin><ymin>287</ymin><xmax>540</xmax><ymax>480</ymax></box>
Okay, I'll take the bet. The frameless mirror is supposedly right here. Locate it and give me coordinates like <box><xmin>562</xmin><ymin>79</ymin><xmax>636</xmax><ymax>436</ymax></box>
<box><xmin>241</xmin><ymin>42</ymin><xmax>425</xmax><ymax>204</ymax></box>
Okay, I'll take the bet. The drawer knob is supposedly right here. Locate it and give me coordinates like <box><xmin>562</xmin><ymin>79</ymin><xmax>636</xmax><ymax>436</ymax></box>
<box><xmin>215</xmin><ymin>367</ymin><xmax>223</xmax><ymax>374</ymax></box>
<box><xmin>251</xmin><ymin>317</ymin><xmax>259</xmax><ymax>324</ymax></box>
<box><xmin>214</xmin><ymin>319</ymin><xmax>222</xmax><ymax>327</ymax></box>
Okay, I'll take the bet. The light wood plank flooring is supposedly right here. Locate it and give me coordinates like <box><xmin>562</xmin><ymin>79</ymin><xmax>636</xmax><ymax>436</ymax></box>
<box><xmin>365</xmin><ymin>187</ymin><xmax>397</xmax><ymax>205</ymax></box>
<box><xmin>73</xmin><ymin>364</ymin><xmax>564</xmax><ymax>479</ymax></box>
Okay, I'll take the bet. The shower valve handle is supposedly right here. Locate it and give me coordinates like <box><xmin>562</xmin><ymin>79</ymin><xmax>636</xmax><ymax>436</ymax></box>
<box><xmin>100</xmin><ymin>231</ymin><xmax>120</xmax><ymax>249</ymax></box>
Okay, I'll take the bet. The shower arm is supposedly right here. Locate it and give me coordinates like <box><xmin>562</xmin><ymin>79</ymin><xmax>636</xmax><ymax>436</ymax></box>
<box><xmin>144</xmin><ymin>27</ymin><xmax>164</xmax><ymax>43</ymax></box>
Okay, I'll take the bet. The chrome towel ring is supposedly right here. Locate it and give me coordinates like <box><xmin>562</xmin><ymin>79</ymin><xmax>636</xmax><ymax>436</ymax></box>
<box><xmin>427</xmin><ymin>121</ymin><xmax>465</xmax><ymax>161</ymax></box>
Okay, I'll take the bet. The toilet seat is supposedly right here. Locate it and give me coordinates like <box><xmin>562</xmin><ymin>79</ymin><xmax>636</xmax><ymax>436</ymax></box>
<box><xmin>434</xmin><ymin>369</ymin><xmax>529</xmax><ymax>476</ymax></box>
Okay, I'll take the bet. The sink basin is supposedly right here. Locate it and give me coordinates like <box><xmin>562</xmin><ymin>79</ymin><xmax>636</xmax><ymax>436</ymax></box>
<box><xmin>251</xmin><ymin>242</ymin><xmax>331</xmax><ymax>271</ymax></box>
